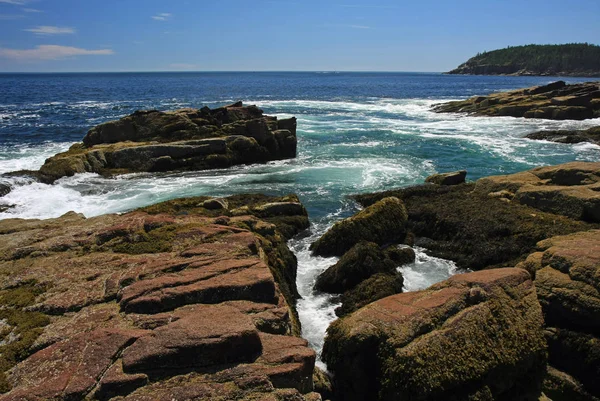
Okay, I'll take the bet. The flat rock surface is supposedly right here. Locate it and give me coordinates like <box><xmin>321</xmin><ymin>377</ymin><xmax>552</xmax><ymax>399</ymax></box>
<box><xmin>0</xmin><ymin>194</ymin><xmax>317</xmax><ymax>400</ymax></box>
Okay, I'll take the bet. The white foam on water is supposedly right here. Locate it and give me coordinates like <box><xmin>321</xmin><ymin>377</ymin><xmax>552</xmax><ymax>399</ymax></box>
<box><xmin>399</xmin><ymin>247</ymin><xmax>462</xmax><ymax>292</ymax></box>
<box><xmin>0</xmin><ymin>142</ymin><xmax>73</xmax><ymax>174</ymax></box>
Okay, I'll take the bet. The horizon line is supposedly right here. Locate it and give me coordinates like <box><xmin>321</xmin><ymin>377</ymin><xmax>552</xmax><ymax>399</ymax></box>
<box><xmin>0</xmin><ymin>70</ymin><xmax>447</xmax><ymax>74</ymax></box>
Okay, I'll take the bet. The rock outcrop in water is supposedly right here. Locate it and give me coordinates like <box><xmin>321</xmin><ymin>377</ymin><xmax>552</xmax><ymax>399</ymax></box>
<box><xmin>525</xmin><ymin>126</ymin><xmax>600</xmax><ymax>146</ymax></box>
<box><xmin>323</xmin><ymin>268</ymin><xmax>547</xmax><ymax>401</ymax></box>
<box><xmin>433</xmin><ymin>81</ymin><xmax>600</xmax><ymax>120</ymax></box>
<box><xmin>0</xmin><ymin>193</ymin><xmax>324</xmax><ymax>400</ymax></box>
<box><xmin>315</xmin><ymin>161</ymin><xmax>600</xmax><ymax>400</ymax></box>
<box><xmin>23</xmin><ymin>102</ymin><xmax>297</xmax><ymax>184</ymax></box>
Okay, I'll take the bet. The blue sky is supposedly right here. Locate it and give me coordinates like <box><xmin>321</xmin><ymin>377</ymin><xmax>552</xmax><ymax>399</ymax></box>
<box><xmin>0</xmin><ymin>0</ymin><xmax>599</xmax><ymax>72</ymax></box>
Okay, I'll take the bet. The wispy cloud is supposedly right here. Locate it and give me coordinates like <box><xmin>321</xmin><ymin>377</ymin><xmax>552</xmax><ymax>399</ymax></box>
<box><xmin>22</xmin><ymin>8</ymin><xmax>42</xmax><ymax>13</ymax></box>
<box><xmin>24</xmin><ymin>26</ymin><xmax>76</xmax><ymax>35</ymax></box>
<box><xmin>0</xmin><ymin>0</ymin><xmax>28</xmax><ymax>4</ymax></box>
<box><xmin>152</xmin><ymin>12</ymin><xmax>171</xmax><ymax>21</ymax></box>
<box><xmin>0</xmin><ymin>45</ymin><xmax>114</xmax><ymax>60</ymax></box>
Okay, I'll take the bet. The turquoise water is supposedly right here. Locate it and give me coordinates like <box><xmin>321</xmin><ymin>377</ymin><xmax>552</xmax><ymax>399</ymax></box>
<box><xmin>0</xmin><ymin>72</ymin><xmax>598</xmax><ymax>363</ymax></box>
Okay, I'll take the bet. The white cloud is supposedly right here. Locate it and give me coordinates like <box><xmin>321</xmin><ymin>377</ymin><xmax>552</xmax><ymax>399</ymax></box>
<box><xmin>0</xmin><ymin>45</ymin><xmax>114</xmax><ymax>60</ymax></box>
<box><xmin>23</xmin><ymin>8</ymin><xmax>42</xmax><ymax>13</ymax></box>
<box><xmin>24</xmin><ymin>26</ymin><xmax>76</xmax><ymax>35</ymax></box>
<box><xmin>0</xmin><ymin>0</ymin><xmax>28</xmax><ymax>4</ymax></box>
<box><xmin>152</xmin><ymin>13</ymin><xmax>171</xmax><ymax>21</ymax></box>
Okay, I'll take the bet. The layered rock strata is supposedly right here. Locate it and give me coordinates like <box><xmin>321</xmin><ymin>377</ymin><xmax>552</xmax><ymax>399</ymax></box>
<box><xmin>432</xmin><ymin>81</ymin><xmax>600</xmax><ymax>120</ymax></box>
<box><xmin>0</xmin><ymin>194</ymin><xmax>321</xmax><ymax>400</ymax></box>
<box><xmin>22</xmin><ymin>102</ymin><xmax>297</xmax><ymax>183</ymax></box>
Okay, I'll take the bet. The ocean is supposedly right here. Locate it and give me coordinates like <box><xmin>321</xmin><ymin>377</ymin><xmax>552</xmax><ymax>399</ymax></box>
<box><xmin>0</xmin><ymin>71</ymin><xmax>598</xmax><ymax>365</ymax></box>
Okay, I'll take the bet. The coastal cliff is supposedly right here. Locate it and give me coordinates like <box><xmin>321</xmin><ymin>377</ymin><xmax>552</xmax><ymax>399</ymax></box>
<box><xmin>0</xmin><ymin>194</ymin><xmax>322</xmax><ymax>400</ymax></box>
<box><xmin>447</xmin><ymin>44</ymin><xmax>600</xmax><ymax>77</ymax></box>
<box><xmin>19</xmin><ymin>102</ymin><xmax>297</xmax><ymax>184</ymax></box>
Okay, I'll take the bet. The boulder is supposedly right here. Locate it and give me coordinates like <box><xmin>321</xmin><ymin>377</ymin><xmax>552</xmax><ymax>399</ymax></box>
<box><xmin>322</xmin><ymin>268</ymin><xmax>547</xmax><ymax>401</ymax></box>
<box><xmin>310</xmin><ymin>197</ymin><xmax>408</xmax><ymax>257</ymax></box>
<box><xmin>433</xmin><ymin>81</ymin><xmax>600</xmax><ymax>120</ymax></box>
<box><xmin>32</xmin><ymin>102</ymin><xmax>298</xmax><ymax>183</ymax></box>
<box><xmin>315</xmin><ymin>241</ymin><xmax>397</xmax><ymax>294</ymax></box>
<box><xmin>385</xmin><ymin>245</ymin><xmax>416</xmax><ymax>266</ymax></box>
<box><xmin>425</xmin><ymin>170</ymin><xmax>467</xmax><ymax>186</ymax></box>
<box><xmin>336</xmin><ymin>273</ymin><xmax>404</xmax><ymax>317</ymax></box>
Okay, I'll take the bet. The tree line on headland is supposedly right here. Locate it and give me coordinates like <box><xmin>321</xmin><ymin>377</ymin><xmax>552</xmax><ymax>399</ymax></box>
<box><xmin>447</xmin><ymin>43</ymin><xmax>600</xmax><ymax>77</ymax></box>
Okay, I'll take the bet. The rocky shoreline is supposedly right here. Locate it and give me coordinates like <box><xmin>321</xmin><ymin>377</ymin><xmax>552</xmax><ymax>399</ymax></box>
<box><xmin>1</xmin><ymin>96</ymin><xmax>600</xmax><ymax>400</ymax></box>
<box><xmin>0</xmin><ymin>194</ymin><xmax>322</xmax><ymax>400</ymax></box>
<box><xmin>315</xmin><ymin>162</ymin><xmax>600</xmax><ymax>401</ymax></box>
<box><xmin>433</xmin><ymin>81</ymin><xmax>600</xmax><ymax>120</ymax></box>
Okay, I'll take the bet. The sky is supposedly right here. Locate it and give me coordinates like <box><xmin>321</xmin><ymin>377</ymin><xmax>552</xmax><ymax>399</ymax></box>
<box><xmin>0</xmin><ymin>0</ymin><xmax>599</xmax><ymax>72</ymax></box>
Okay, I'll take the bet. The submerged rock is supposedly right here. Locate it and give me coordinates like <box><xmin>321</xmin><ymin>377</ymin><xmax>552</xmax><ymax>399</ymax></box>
<box><xmin>0</xmin><ymin>194</ymin><xmax>319</xmax><ymax>400</ymax></box>
<box><xmin>310</xmin><ymin>196</ymin><xmax>408</xmax><ymax>257</ymax></box>
<box><xmin>31</xmin><ymin>102</ymin><xmax>298</xmax><ymax>183</ymax></box>
<box><xmin>433</xmin><ymin>81</ymin><xmax>600</xmax><ymax>120</ymax></box>
<box><xmin>322</xmin><ymin>268</ymin><xmax>547</xmax><ymax>401</ymax></box>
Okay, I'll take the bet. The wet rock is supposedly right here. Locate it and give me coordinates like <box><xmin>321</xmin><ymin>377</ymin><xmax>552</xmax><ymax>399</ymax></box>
<box><xmin>425</xmin><ymin>170</ymin><xmax>467</xmax><ymax>186</ymax></box>
<box><xmin>385</xmin><ymin>245</ymin><xmax>416</xmax><ymax>265</ymax></box>
<box><xmin>542</xmin><ymin>366</ymin><xmax>600</xmax><ymax>401</ymax></box>
<box><xmin>0</xmin><ymin>184</ymin><xmax>10</xmax><ymax>198</ymax></box>
<box><xmin>315</xmin><ymin>241</ymin><xmax>397</xmax><ymax>294</ymax></box>
<box><xmin>336</xmin><ymin>272</ymin><xmax>404</xmax><ymax>317</ymax></box>
<box><xmin>322</xmin><ymin>268</ymin><xmax>547</xmax><ymax>401</ymax></box>
<box><xmin>433</xmin><ymin>81</ymin><xmax>600</xmax><ymax>120</ymax></box>
<box><xmin>311</xmin><ymin>197</ymin><xmax>408</xmax><ymax>257</ymax></box>
<box><xmin>33</xmin><ymin>102</ymin><xmax>298</xmax><ymax>183</ymax></box>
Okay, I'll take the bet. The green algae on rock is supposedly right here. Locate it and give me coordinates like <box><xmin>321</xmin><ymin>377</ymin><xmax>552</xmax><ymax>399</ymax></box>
<box><xmin>322</xmin><ymin>268</ymin><xmax>547</xmax><ymax>401</ymax></box>
<box><xmin>30</xmin><ymin>102</ymin><xmax>298</xmax><ymax>183</ymax></box>
<box><xmin>432</xmin><ymin>81</ymin><xmax>600</xmax><ymax>120</ymax></box>
<box><xmin>310</xmin><ymin>196</ymin><xmax>408</xmax><ymax>257</ymax></box>
<box><xmin>353</xmin><ymin>162</ymin><xmax>599</xmax><ymax>270</ymax></box>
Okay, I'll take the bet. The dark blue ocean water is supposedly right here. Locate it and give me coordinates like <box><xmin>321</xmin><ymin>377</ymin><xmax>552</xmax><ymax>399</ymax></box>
<box><xmin>1</xmin><ymin>72</ymin><xmax>598</xmax><ymax>358</ymax></box>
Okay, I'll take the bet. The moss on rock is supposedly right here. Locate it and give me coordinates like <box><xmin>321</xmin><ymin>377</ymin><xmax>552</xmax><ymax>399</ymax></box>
<box><xmin>310</xmin><ymin>197</ymin><xmax>408</xmax><ymax>257</ymax></box>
